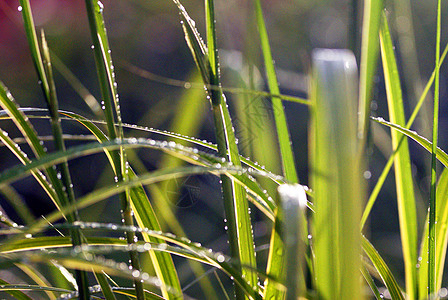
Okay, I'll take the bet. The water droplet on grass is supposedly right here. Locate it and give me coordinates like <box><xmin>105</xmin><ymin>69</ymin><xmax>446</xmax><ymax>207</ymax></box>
<box><xmin>18</xmin><ymin>6</ymin><xmax>22</xmax><ymax>11</ymax></box>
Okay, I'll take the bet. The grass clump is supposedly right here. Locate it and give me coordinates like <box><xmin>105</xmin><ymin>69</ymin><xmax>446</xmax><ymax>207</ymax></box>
<box><xmin>0</xmin><ymin>0</ymin><xmax>446</xmax><ymax>299</ymax></box>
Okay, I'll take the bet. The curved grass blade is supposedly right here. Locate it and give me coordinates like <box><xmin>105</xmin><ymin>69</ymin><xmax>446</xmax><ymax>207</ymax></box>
<box><xmin>0</xmin><ymin>284</ymin><xmax>71</xmax><ymax>295</ymax></box>
<box><xmin>1</xmin><ymin>226</ymin><xmax>264</xmax><ymax>300</ymax></box>
<box><xmin>360</xmin><ymin>42</ymin><xmax>448</xmax><ymax>229</ymax></box>
<box><xmin>93</xmin><ymin>272</ymin><xmax>117</xmax><ymax>300</ymax></box>
<box><xmin>0</xmin><ymin>252</ymin><xmax>179</xmax><ymax>298</ymax></box>
<box><xmin>362</xmin><ymin>235</ymin><xmax>405</xmax><ymax>300</ymax></box>
<box><xmin>15</xmin><ymin>262</ymin><xmax>58</xmax><ymax>299</ymax></box>
<box><xmin>379</xmin><ymin>13</ymin><xmax>417</xmax><ymax>298</ymax></box>
<box><xmin>0</xmin><ymin>137</ymin><xmax>279</xmax><ymax>220</ymax></box>
<box><xmin>372</xmin><ymin>118</ymin><xmax>448</xmax><ymax>168</ymax></box>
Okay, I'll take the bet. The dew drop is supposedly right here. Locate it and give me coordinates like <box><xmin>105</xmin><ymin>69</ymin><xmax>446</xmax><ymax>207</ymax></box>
<box><xmin>18</xmin><ymin>6</ymin><xmax>22</xmax><ymax>11</ymax></box>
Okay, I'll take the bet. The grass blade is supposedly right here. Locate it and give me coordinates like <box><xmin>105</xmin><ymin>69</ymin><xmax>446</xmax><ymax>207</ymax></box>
<box><xmin>429</xmin><ymin>0</ymin><xmax>442</xmax><ymax>295</ymax></box>
<box><xmin>360</xmin><ymin>42</ymin><xmax>448</xmax><ymax>229</ymax></box>
<box><xmin>278</xmin><ymin>184</ymin><xmax>307</xmax><ymax>299</ymax></box>
<box><xmin>379</xmin><ymin>12</ymin><xmax>417</xmax><ymax>299</ymax></box>
<box><xmin>83</xmin><ymin>1</ymin><xmax>161</xmax><ymax>298</ymax></box>
<box><xmin>362</xmin><ymin>236</ymin><xmax>405</xmax><ymax>300</ymax></box>
<box><xmin>372</xmin><ymin>117</ymin><xmax>448</xmax><ymax>167</ymax></box>
<box><xmin>357</xmin><ymin>0</ymin><xmax>383</xmax><ymax>141</ymax></box>
<box><xmin>252</xmin><ymin>2</ymin><xmax>303</xmax><ymax>297</ymax></box>
<box><xmin>175</xmin><ymin>0</ymin><xmax>258</xmax><ymax>296</ymax></box>
<box><xmin>0</xmin><ymin>279</ymin><xmax>36</xmax><ymax>300</ymax></box>
<box><xmin>418</xmin><ymin>169</ymin><xmax>448</xmax><ymax>298</ymax></box>
<box><xmin>311</xmin><ymin>49</ymin><xmax>364</xmax><ymax>299</ymax></box>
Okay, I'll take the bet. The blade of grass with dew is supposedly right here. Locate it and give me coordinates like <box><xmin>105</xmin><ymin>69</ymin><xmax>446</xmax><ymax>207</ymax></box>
<box><xmin>252</xmin><ymin>1</ymin><xmax>303</xmax><ymax>297</ymax></box>
<box><xmin>0</xmin><ymin>253</ymin><xmax>180</xmax><ymax>298</ymax></box>
<box><xmin>0</xmin><ymin>229</ymin><xmax>263</xmax><ymax>299</ymax></box>
<box><xmin>357</xmin><ymin>0</ymin><xmax>383</xmax><ymax>141</ymax></box>
<box><xmin>0</xmin><ymin>279</ymin><xmax>36</xmax><ymax>300</ymax></box>
<box><xmin>372</xmin><ymin>118</ymin><xmax>448</xmax><ymax>167</ymax></box>
<box><xmin>253</xmin><ymin>0</ymin><xmax>298</xmax><ymax>183</ymax></box>
<box><xmin>14</xmin><ymin>263</ymin><xmax>58</xmax><ymax>300</ymax></box>
<box><xmin>362</xmin><ymin>236</ymin><xmax>405</xmax><ymax>300</ymax></box>
<box><xmin>311</xmin><ymin>49</ymin><xmax>364</xmax><ymax>299</ymax></box>
<box><xmin>0</xmin><ymin>135</ymin><xmax>279</xmax><ymax>219</ymax></box>
<box><xmin>94</xmin><ymin>272</ymin><xmax>117</xmax><ymax>300</ymax></box>
<box><xmin>418</xmin><ymin>168</ymin><xmax>448</xmax><ymax>298</ymax></box>
<box><xmin>0</xmin><ymin>106</ymin><xmax>290</xmax><ymax>215</ymax></box>
<box><xmin>0</xmin><ymin>165</ymin><xmax>266</xmax><ymax>254</ymax></box>
<box><xmin>429</xmin><ymin>0</ymin><xmax>442</xmax><ymax>295</ymax></box>
<box><xmin>83</xmin><ymin>1</ymin><xmax>167</xmax><ymax>298</ymax></box>
<box><xmin>205</xmin><ymin>1</ymin><xmax>258</xmax><ymax>294</ymax></box>
<box><xmin>18</xmin><ymin>1</ymin><xmax>92</xmax><ymax>296</ymax></box>
<box><xmin>40</xmin><ymin>29</ymin><xmax>91</xmax><ymax>299</ymax></box>
<box><xmin>174</xmin><ymin>0</ymin><xmax>259</xmax><ymax>296</ymax></box>
<box><xmin>0</xmin><ymin>83</ymin><xmax>61</xmax><ymax>209</ymax></box>
<box><xmin>360</xmin><ymin>42</ymin><xmax>448</xmax><ymax>229</ymax></box>
<box><xmin>379</xmin><ymin>12</ymin><xmax>417</xmax><ymax>299</ymax></box>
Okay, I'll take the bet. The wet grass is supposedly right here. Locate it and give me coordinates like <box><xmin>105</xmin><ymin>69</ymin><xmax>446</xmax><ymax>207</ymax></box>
<box><xmin>0</xmin><ymin>0</ymin><xmax>446</xmax><ymax>299</ymax></box>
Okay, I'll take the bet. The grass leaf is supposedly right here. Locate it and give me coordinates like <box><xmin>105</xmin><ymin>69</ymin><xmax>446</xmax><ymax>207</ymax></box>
<box><xmin>362</xmin><ymin>236</ymin><xmax>405</xmax><ymax>300</ymax></box>
<box><xmin>311</xmin><ymin>49</ymin><xmax>364</xmax><ymax>298</ymax></box>
<box><xmin>379</xmin><ymin>12</ymin><xmax>417</xmax><ymax>298</ymax></box>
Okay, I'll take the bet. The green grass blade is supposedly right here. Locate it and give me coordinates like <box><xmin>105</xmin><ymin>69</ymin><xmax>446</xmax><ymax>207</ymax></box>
<box><xmin>174</xmin><ymin>1</ymin><xmax>258</xmax><ymax>296</ymax></box>
<box><xmin>379</xmin><ymin>12</ymin><xmax>417</xmax><ymax>299</ymax></box>
<box><xmin>0</xmin><ymin>136</ymin><xmax>280</xmax><ymax>215</ymax></box>
<box><xmin>0</xmin><ymin>279</ymin><xmax>39</xmax><ymax>300</ymax></box>
<box><xmin>83</xmin><ymin>1</ymin><xmax>156</xmax><ymax>298</ymax></box>
<box><xmin>357</xmin><ymin>0</ymin><xmax>383</xmax><ymax>140</ymax></box>
<box><xmin>40</xmin><ymin>30</ymin><xmax>90</xmax><ymax>299</ymax></box>
<box><xmin>0</xmin><ymin>229</ymin><xmax>263</xmax><ymax>299</ymax></box>
<box><xmin>362</xmin><ymin>236</ymin><xmax>405</xmax><ymax>300</ymax></box>
<box><xmin>206</xmin><ymin>1</ymin><xmax>258</xmax><ymax>295</ymax></box>
<box><xmin>94</xmin><ymin>272</ymin><xmax>118</xmax><ymax>300</ymax></box>
<box><xmin>278</xmin><ymin>184</ymin><xmax>307</xmax><ymax>299</ymax></box>
<box><xmin>360</xmin><ymin>264</ymin><xmax>382</xmax><ymax>300</ymax></box>
<box><xmin>311</xmin><ymin>49</ymin><xmax>364</xmax><ymax>299</ymax></box>
<box><xmin>253</xmin><ymin>2</ymin><xmax>303</xmax><ymax>298</ymax></box>
<box><xmin>418</xmin><ymin>169</ymin><xmax>448</xmax><ymax>298</ymax></box>
<box><xmin>360</xmin><ymin>42</ymin><xmax>448</xmax><ymax>229</ymax></box>
<box><xmin>253</xmin><ymin>0</ymin><xmax>298</xmax><ymax>183</ymax></box>
<box><xmin>372</xmin><ymin>118</ymin><xmax>448</xmax><ymax>168</ymax></box>
<box><xmin>429</xmin><ymin>0</ymin><xmax>442</xmax><ymax>295</ymax></box>
<box><xmin>14</xmin><ymin>263</ymin><xmax>58</xmax><ymax>300</ymax></box>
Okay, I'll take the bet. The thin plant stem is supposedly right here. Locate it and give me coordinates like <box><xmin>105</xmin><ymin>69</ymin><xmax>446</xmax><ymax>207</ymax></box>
<box><xmin>429</xmin><ymin>0</ymin><xmax>442</xmax><ymax>295</ymax></box>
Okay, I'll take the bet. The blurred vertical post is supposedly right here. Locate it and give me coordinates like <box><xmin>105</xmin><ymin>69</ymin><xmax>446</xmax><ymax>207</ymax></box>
<box><xmin>310</xmin><ymin>49</ymin><xmax>365</xmax><ymax>299</ymax></box>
